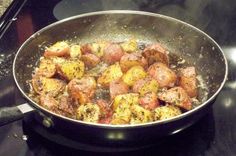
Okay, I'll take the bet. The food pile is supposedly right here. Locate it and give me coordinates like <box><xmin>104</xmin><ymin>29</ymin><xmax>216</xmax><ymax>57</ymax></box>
<box><xmin>29</xmin><ymin>39</ymin><xmax>198</xmax><ymax>125</ymax></box>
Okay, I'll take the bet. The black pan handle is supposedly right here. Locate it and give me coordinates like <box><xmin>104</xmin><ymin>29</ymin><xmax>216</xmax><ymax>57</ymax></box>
<box><xmin>0</xmin><ymin>103</ymin><xmax>35</xmax><ymax>126</ymax></box>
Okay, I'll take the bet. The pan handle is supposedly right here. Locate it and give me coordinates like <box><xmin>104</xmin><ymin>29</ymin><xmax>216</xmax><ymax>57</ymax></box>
<box><xmin>0</xmin><ymin>103</ymin><xmax>35</xmax><ymax>126</ymax></box>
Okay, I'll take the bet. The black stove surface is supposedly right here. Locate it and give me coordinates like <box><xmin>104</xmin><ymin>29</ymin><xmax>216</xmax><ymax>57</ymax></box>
<box><xmin>0</xmin><ymin>0</ymin><xmax>236</xmax><ymax>155</ymax></box>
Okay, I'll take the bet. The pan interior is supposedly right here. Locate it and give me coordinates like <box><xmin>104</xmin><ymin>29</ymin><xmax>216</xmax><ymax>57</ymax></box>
<box><xmin>14</xmin><ymin>12</ymin><xmax>226</xmax><ymax>118</ymax></box>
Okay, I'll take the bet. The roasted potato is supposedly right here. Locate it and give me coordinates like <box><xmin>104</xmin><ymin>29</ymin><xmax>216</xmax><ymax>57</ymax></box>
<box><xmin>153</xmin><ymin>105</ymin><xmax>181</xmax><ymax>120</ymax></box>
<box><xmin>109</xmin><ymin>79</ymin><xmax>129</xmax><ymax>99</ymax></box>
<box><xmin>51</xmin><ymin>56</ymin><xmax>66</xmax><ymax>64</ymax></box>
<box><xmin>58</xmin><ymin>95</ymin><xmax>75</xmax><ymax>115</ymax></box>
<box><xmin>91</xmin><ymin>42</ymin><xmax>108</xmax><ymax>57</ymax></box>
<box><xmin>70</xmin><ymin>44</ymin><xmax>81</xmax><ymax>58</ymax></box>
<box><xmin>133</xmin><ymin>77</ymin><xmax>159</xmax><ymax>96</ymax></box>
<box><xmin>148</xmin><ymin>62</ymin><xmax>177</xmax><ymax>88</ymax></box>
<box><xmin>40</xmin><ymin>94</ymin><xmax>58</xmax><ymax>111</ymax></box>
<box><xmin>80</xmin><ymin>42</ymin><xmax>108</xmax><ymax>57</ymax></box>
<box><xmin>44</xmin><ymin>41</ymin><xmax>70</xmax><ymax>58</ymax></box>
<box><xmin>111</xmin><ymin>102</ymin><xmax>131</xmax><ymax>124</ymax></box>
<box><xmin>122</xmin><ymin>66</ymin><xmax>147</xmax><ymax>86</ymax></box>
<box><xmin>35</xmin><ymin>58</ymin><xmax>56</xmax><ymax>77</ymax></box>
<box><xmin>158</xmin><ymin>87</ymin><xmax>192</xmax><ymax>110</ymax></box>
<box><xmin>178</xmin><ymin>67</ymin><xmax>197</xmax><ymax>98</ymax></box>
<box><xmin>57</xmin><ymin>59</ymin><xmax>85</xmax><ymax>80</ymax></box>
<box><xmin>96</xmin><ymin>99</ymin><xmax>112</xmax><ymax>119</ymax></box>
<box><xmin>103</xmin><ymin>43</ymin><xmax>124</xmax><ymax>64</ymax></box>
<box><xmin>68</xmin><ymin>77</ymin><xmax>96</xmax><ymax>104</ymax></box>
<box><xmin>120</xmin><ymin>39</ymin><xmax>138</xmax><ymax>53</ymax></box>
<box><xmin>120</xmin><ymin>52</ymin><xmax>147</xmax><ymax>72</ymax></box>
<box><xmin>142</xmin><ymin>43</ymin><xmax>169</xmax><ymax>66</ymax></box>
<box><xmin>97</xmin><ymin>63</ymin><xmax>123</xmax><ymax>87</ymax></box>
<box><xmin>130</xmin><ymin>104</ymin><xmax>153</xmax><ymax>124</ymax></box>
<box><xmin>113</xmin><ymin>93</ymin><xmax>139</xmax><ymax>110</ymax></box>
<box><xmin>81</xmin><ymin>53</ymin><xmax>100</xmax><ymax>68</ymax></box>
<box><xmin>76</xmin><ymin>103</ymin><xmax>101</xmax><ymax>123</ymax></box>
<box><xmin>139</xmin><ymin>92</ymin><xmax>159</xmax><ymax>110</ymax></box>
<box><xmin>32</xmin><ymin>77</ymin><xmax>66</xmax><ymax>96</ymax></box>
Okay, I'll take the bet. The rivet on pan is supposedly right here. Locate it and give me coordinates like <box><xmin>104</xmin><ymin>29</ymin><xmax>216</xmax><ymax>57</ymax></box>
<box><xmin>42</xmin><ymin>117</ymin><xmax>53</xmax><ymax>128</ymax></box>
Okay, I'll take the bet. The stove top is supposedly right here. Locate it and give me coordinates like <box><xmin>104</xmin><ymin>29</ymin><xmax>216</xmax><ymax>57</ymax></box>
<box><xmin>0</xmin><ymin>0</ymin><xmax>236</xmax><ymax>155</ymax></box>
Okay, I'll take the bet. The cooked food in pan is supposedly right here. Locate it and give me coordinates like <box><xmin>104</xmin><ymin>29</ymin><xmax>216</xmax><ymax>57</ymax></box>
<box><xmin>29</xmin><ymin>39</ymin><xmax>199</xmax><ymax>125</ymax></box>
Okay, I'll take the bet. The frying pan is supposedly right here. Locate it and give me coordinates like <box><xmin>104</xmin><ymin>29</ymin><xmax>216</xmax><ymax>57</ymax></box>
<box><xmin>0</xmin><ymin>10</ymin><xmax>227</xmax><ymax>146</ymax></box>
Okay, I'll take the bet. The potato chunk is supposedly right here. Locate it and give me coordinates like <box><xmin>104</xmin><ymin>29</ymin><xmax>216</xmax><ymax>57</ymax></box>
<box><xmin>130</xmin><ymin>104</ymin><xmax>153</xmax><ymax>124</ymax></box>
<box><xmin>113</xmin><ymin>93</ymin><xmax>139</xmax><ymax>110</ymax></box>
<box><xmin>153</xmin><ymin>105</ymin><xmax>181</xmax><ymax>120</ymax></box>
<box><xmin>80</xmin><ymin>42</ymin><xmax>108</xmax><ymax>57</ymax></box>
<box><xmin>44</xmin><ymin>41</ymin><xmax>70</xmax><ymax>58</ymax></box>
<box><xmin>81</xmin><ymin>53</ymin><xmax>100</xmax><ymax>68</ymax></box>
<box><xmin>103</xmin><ymin>43</ymin><xmax>124</xmax><ymax>64</ymax></box>
<box><xmin>122</xmin><ymin>66</ymin><xmax>147</xmax><ymax>86</ymax></box>
<box><xmin>57</xmin><ymin>59</ymin><xmax>84</xmax><ymax>80</ymax></box>
<box><xmin>139</xmin><ymin>92</ymin><xmax>159</xmax><ymax>110</ymax></box>
<box><xmin>158</xmin><ymin>87</ymin><xmax>192</xmax><ymax>110</ymax></box>
<box><xmin>40</xmin><ymin>94</ymin><xmax>58</xmax><ymax>111</ymax></box>
<box><xmin>97</xmin><ymin>63</ymin><xmax>123</xmax><ymax>87</ymax></box>
<box><xmin>142</xmin><ymin>43</ymin><xmax>169</xmax><ymax>66</ymax></box>
<box><xmin>111</xmin><ymin>102</ymin><xmax>131</xmax><ymax>125</ymax></box>
<box><xmin>120</xmin><ymin>39</ymin><xmax>138</xmax><ymax>53</ymax></box>
<box><xmin>133</xmin><ymin>77</ymin><xmax>159</xmax><ymax>96</ymax></box>
<box><xmin>68</xmin><ymin>77</ymin><xmax>96</xmax><ymax>104</ymax></box>
<box><xmin>120</xmin><ymin>52</ymin><xmax>147</xmax><ymax>72</ymax></box>
<box><xmin>32</xmin><ymin>77</ymin><xmax>66</xmax><ymax>96</ymax></box>
<box><xmin>76</xmin><ymin>103</ymin><xmax>101</xmax><ymax>123</ymax></box>
<box><xmin>35</xmin><ymin>58</ymin><xmax>56</xmax><ymax>78</ymax></box>
<box><xmin>148</xmin><ymin>62</ymin><xmax>177</xmax><ymax>88</ymax></box>
<box><xmin>179</xmin><ymin>67</ymin><xmax>197</xmax><ymax>98</ymax></box>
<box><xmin>70</xmin><ymin>44</ymin><xmax>81</xmax><ymax>58</ymax></box>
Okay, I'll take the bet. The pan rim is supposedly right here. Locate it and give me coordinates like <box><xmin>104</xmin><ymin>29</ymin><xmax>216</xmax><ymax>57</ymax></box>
<box><xmin>13</xmin><ymin>10</ymin><xmax>228</xmax><ymax>129</ymax></box>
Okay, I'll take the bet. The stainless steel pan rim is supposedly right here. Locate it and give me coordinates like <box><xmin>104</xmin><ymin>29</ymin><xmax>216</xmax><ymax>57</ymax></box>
<box><xmin>13</xmin><ymin>10</ymin><xmax>228</xmax><ymax>128</ymax></box>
